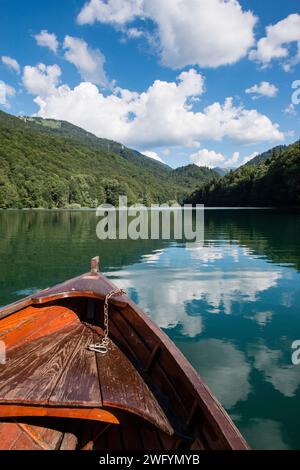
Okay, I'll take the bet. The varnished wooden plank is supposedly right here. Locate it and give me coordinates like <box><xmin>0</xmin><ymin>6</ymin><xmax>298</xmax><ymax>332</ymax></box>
<box><xmin>0</xmin><ymin>405</ymin><xmax>119</xmax><ymax>424</ymax></box>
<box><xmin>49</xmin><ymin>325</ymin><xmax>102</xmax><ymax>407</ymax></box>
<box><xmin>59</xmin><ymin>432</ymin><xmax>78</xmax><ymax>450</ymax></box>
<box><xmin>22</xmin><ymin>308</ymin><xmax>80</xmax><ymax>347</ymax></box>
<box><xmin>0</xmin><ymin>422</ymin><xmax>22</xmax><ymax>450</ymax></box>
<box><xmin>109</xmin><ymin>312</ymin><xmax>190</xmax><ymax>437</ymax></box>
<box><xmin>0</xmin><ymin>306</ymin><xmax>79</xmax><ymax>351</ymax></box>
<box><xmin>94</xmin><ymin>332</ymin><xmax>173</xmax><ymax>436</ymax></box>
<box><xmin>11</xmin><ymin>429</ymin><xmax>43</xmax><ymax>450</ymax></box>
<box><xmin>17</xmin><ymin>423</ymin><xmax>55</xmax><ymax>450</ymax></box>
<box><xmin>0</xmin><ymin>305</ymin><xmax>41</xmax><ymax>334</ymax></box>
<box><xmin>0</xmin><ymin>298</ymin><xmax>32</xmax><ymax>321</ymax></box>
<box><xmin>0</xmin><ymin>323</ymin><xmax>83</xmax><ymax>404</ymax></box>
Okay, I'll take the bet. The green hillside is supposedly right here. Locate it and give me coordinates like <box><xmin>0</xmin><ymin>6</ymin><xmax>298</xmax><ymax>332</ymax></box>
<box><xmin>169</xmin><ymin>164</ymin><xmax>219</xmax><ymax>192</ymax></box>
<box><xmin>185</xmin><ymin>140</ymin><xmax>300</xmax><ymax>207</ymax></box>
<box><xmin>213</xmin><ymin>167</ymin><xmax>235</xmax><ymax>176</ymax></box>
<box><xmin>243</xmin><ymin>145</ymin><xmax>287</xmax><ymax>167</ymax></box>
<box><xmin>0</xmin><ymin>111</ymin><xmax>217</xmax><ymax>209</ymax></box>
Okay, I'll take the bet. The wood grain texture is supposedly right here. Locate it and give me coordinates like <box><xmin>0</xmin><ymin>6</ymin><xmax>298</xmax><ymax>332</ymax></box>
<box><xmin>0</xmin><ymin>305</ymin><xmax>80</xmax><ymax>351</ymax></box>
<box><xmin>49</xmin><ymin>325</ymin><xmax>102</xmax><ymax>407</ymax></box>
<box><xmin>0</xmin><ymin>422</ymin><xmax>22</xmax><ymax>450</ymax></box>
<box><xmin>94</xmin><ymin>331</ymin><xmax>173</xmax><ymax>436</ymax></box>
<box><xmin>0</xmin><ymin>323</ymin><xmax>82</xmax><ymax>404</ymax></box>
<box><xmin>59</xmin><ymin>432</ymin><xmax>79</xmax><ymax>450</ymax></box>
<box><xmin>17</xmin><ymin>422</ymin><xmax>62</xmax><ymax>450</ymax></box>
<box><xmin>0</xmin><ymin>405</ymin><xmax>119</xmax><ymax>424</ymax></box>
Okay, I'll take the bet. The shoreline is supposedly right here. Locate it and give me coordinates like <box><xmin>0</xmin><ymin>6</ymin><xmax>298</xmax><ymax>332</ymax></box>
<box><xmin>1</xmin><ymin>206</ymin><xmax>300</xmax><ymax>212</ymax></box>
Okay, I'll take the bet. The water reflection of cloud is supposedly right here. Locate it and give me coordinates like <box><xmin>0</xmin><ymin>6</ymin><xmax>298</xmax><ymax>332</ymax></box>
<box><xmin>108</xmin><ymin>263</ymin><xmax>282</xmax><ymax>335</ymax></box>
<box><xmin>109</xmin><ymin>269</ymin><xmax>204</xmax><ymax>337</ymax></box>
<box><xmin>240</xmin><ymin>419</ymin><xmax>289</xmax><ymax>450</ymax></box>
<box><xmin>249</xmin><ymin>344</ymin><xmax>300</xmax><ymax>398</ymax></box>
<box><xmin>180</xmin><ymin>339</ymin><xmax>251</xmax><ymax>409</ymax></box>
<box><xmin>250</xmin><ymin>311</ymin><xmax>274</xmax><ymax>327</ymax></box>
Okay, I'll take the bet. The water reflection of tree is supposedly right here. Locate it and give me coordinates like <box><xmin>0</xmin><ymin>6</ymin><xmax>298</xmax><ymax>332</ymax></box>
<box><xmin>0</xmin><ymin>210</ymin><xmax>167</xmax><ymax>305</ymax></box>
<box><xmin>204</xmin><ymin>210</ymin><xmax>300</xmax><ymax>272</ymax></box>
<box><xmin>1</xmin><ymin>209</ymin><xmax>299</xmax><ymax>306</ymax></box>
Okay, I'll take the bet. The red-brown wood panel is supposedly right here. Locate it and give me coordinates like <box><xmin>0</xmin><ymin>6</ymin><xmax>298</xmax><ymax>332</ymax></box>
<box><xmin>49</xmin><ymin>325</ymin><xmax>102</xmax><ymax>407</ymax></box>
<box><xmin>0</xmin><ymin>323</ymin><xmax>83</xmax><ymax>404</ymax></box>
<box><xmin>94</xmin><ymin>331</ymin><xmax>173</xmax><ymax>436</ymax></box>
<box><xmin>0</xmin><ymin>305</ymin><xmax>80</xmax><ymax>351</ymax></box>
<box><xmin>0</xmin><ymin>422</ymin><xmax>22</xmax><ymax>450</ymax></box>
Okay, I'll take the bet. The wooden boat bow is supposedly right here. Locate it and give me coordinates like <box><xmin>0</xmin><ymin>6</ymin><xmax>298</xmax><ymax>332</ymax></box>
<box><xmin>0</xmin><ymin>257</ymin><xmax>249</xmax><ymax>450</ymax></box>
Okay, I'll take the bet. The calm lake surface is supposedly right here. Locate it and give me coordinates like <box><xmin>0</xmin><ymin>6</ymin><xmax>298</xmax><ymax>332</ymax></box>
<box><xmin>0</xmin><ymin>209</ymin><xmax>300</xmax><ymax>450</ymax></box>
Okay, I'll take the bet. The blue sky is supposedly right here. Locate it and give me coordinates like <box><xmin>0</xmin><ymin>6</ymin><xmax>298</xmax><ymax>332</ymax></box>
<box><xmin>0</xmin><ymin>0</ymin><xmax>299</xmax><ymax>168</ymax></box>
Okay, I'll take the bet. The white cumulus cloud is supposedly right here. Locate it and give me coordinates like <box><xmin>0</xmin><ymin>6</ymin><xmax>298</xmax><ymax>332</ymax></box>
<box><xmin>142</xmin><ymin>150</ymin><xmax>165</xmax><ymax>163</ymax></box>
<box><xmin>77</xmin><ymin>0</ymin><xmax>257</xmax><ymax>69</ymax></box>
<box><xmin>77</xmin><ymin>0</ymin><xmax>144</xmax><ymax>25</ymax></box>
<box><xmin>1</xmin><ymin>56</ymin><xmax>20</xmax><ymax>74</ymax></box>
<box><xmin>190</xmin><ymin>149</ymin><xmax>227</xmax><ymax>168</ymax></box>
<box><xmin>0</xmin><ymin>81</ymin><xmax>16</xmax><ymax>108</ymax></box>
<box><xmin>190</xmin><ymin>149</ymin><xmax>241</xmax><ymax>168</ymax></box>
<box><xmin>32</xmin><ymin>69</ymin><xmax>283</xmax><ymax>150</ymax></box>
<box><xmin>35</xmin><ymin>30</ymin><xmax>59</xmax><ymax>53</ymax></box>
<box><xmin>63</xmin><ymin>36</ymin><xmax>109</xmax><ymax>87</ymax></box>
<box><xmin>246</xmin><ymin>81</ymin><xmax>278</xmax><ymax>99</ymax></box>
<box><xmin>23</xmin><ymin>63</ymin><xmax>61</xmax><ymax>97</ymax></box>
<box><xmin>242</xmin><ymin>151</ymin><xmax>259</xmax><ymax>165</ymax></box>
<box><xmin>249</xmin><ymin>14</ymin><xmax>300</xmax><ymax>70</ymax></box>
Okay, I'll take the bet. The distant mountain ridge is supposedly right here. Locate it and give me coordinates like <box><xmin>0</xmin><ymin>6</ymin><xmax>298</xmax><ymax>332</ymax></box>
<box><xmin>185</xmin><ymin>139</ymin><xmax>300</xmax><ymax>207</ymax></box>
<box><xmin>243</xmin><ymin>145</ymin><xmax>287</xmax><ymax>167</ymax></box>
<box><xmin>213</xmin><ymin>167</ymin><xmax>235</xmax><ymax>176</ymax></box>
<box><xmin>0</xmin><ymin>111</ymin><xmax>218</xmax><ymax>208</ymax></box>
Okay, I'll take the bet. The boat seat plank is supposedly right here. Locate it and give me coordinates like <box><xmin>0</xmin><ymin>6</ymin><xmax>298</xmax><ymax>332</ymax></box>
<box><xmin>0</xmin><ymin>305</ymin><xmax>80</xmax><ymax>351</ymax></box>
<box><xmin>0</xmin><ymin>323</ymin><xmax>82</xmax><ymax>404</ymax></box>
<box><xmin>94</xmin><ymin>332</ymin><xmax>174</xmax><ymax>436</ymax></box>
<box><xmin>49</xmin><ymin>325</ymin><xmax>102</xmax><ymax>407</ymax></box>
<box><xmin>0</xmin><ymin>320</ymin><xmax>172</xmax><ymax>437</ymax></box>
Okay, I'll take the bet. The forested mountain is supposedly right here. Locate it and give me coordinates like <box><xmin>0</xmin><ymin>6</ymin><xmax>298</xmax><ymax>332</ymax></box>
<box><xmin>213</xmin><ymin>167</ymin><xmax>235</xmax><ymax>176</ymax></box>
<box><xmin>186</xmin><ymin>140</ymin><xmax>300</xmax><ymax>207</ymax></box>
<box><xmin>0</xmin><ymin>111</ymin><xmax>217</xmax><ymax>208</ymax></box>
<box><xmin>243</xmin><ymin>145</ymin><xmax>287</xmax><ymax>167</ymax></box>
<box><xmin>169</xmin><ymin>164</ymin><xmax>219</xmax><ymax>190</ymax></box>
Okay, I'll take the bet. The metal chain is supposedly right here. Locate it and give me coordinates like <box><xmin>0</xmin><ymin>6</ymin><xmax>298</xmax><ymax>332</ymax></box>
<box><xmin>88</xmin><ymin>288</ymin><xmax>126</xmax><ymax>354</ymax></box>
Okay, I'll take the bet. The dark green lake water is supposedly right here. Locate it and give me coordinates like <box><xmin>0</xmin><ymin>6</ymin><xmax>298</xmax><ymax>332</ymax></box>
<box><xmin>0</xmin><ymin>209</ymin><xmax>300</xmax><ymax>450</ymax></box>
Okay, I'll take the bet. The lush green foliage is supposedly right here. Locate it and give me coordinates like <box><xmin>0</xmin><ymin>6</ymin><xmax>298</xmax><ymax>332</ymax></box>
<box><xmin>213</xmin><ymin>167</ymin><xmax>235</xmax><ymax>176</ymax></box>
<box><xmin>186</xmin><ymin>140</ymin><xmax>300</xmax><ymax>207</ymax></box>
<box><xmin>244</xmin><ymin>145</ymin><xmax>287</xmax><ymax>167</ymax></box>
<box><xmin>0</xmin><ymin>111</ymin><xmax>217</xmax><ymax>209</ymax></box>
